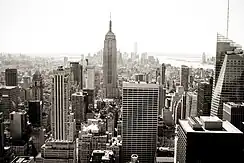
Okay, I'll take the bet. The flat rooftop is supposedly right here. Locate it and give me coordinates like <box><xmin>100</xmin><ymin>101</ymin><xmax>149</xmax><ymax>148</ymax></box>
<box><xmin>179</xmin><ymin>116</ymin><xmax>242</xmax><ymax>134</ymax></box>
<box><xmin>0</xmin><ymin>86</ymin><xmax>17</xmax><ymax>89</ymax></box>
<box><xmin>224</xmin><ymin>102</ymin><xmax>244</xmax><ymax>107</ymax></box>
<box><xmin>11</xmin><ymin>156</ymin><xmax>34</xmax><ymax>163</ymax></box>
<box><xmin>123</xmin><ymin>81</ymin><xmax>159</xmax><ymax>88</ymax></box>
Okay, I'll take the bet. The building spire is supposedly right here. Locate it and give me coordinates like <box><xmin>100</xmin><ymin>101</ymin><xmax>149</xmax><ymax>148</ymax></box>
<box><xmin>109</xmin><ymin>12</ymin><xmax>112</xmax><ymax>32</ymax></box>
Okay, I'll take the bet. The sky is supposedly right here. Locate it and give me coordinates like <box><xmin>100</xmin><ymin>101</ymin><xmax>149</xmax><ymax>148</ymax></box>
<box><xmin>0</xmin><ymin>0</ymin><xmax>244</xmax><ymax>57</ymax></box>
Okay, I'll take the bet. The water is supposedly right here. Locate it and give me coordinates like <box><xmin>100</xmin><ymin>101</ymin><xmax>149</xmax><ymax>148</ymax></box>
<box><xmin>157</xmin><ymin>56</ymin><xmax>214</xmax><ymax>69</ymax></box>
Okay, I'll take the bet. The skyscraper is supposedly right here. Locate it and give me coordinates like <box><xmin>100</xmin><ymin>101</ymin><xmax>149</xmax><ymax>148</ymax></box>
<box><xmin>176</xmin><ymin>116</ymin><xmax>244</xmax><ymax>163</ymax></box>
<box><xmin>5</xmin><ymin>68</ymin><xmax>18</xmax><ymax>86</ymax></box>
<box><xmin>223</xmin><ymin>102</ymin><xmax>244</xmax><ymax>130</ymax></box>
<box><xmin>180</xmin><ymin>65</ymin><xmax>189</xmax><ymax>91</ymax></box>
<box><xmin>31</xmin><ymin>70</ymin><xmax>43</xmax><ymax>101</ymax></box>
<box><xmin>211</xmin><ymin>50</ymin><xmax>244</xmax><ymax>119</ymax></box>
<box><xmin>197</xmin><ymin>81</ymin><xmax>212</xmax><ymax>116</ymax></box>
<box><xmin>160</xmin><ymin>63</ymin><xmax>166</xmax><ymax>86</ymax></box>
<box><xmin>28</xmin><ymin>100</ymin><xmax>42</xmax><ymax>128</ymax></box>
<box><xmin>122</xmin><ymin>82</ymin><xmax>159</xmax><ymax>163</ymax></box>
<box><xmin>86</xmin><ymin>65</ymin><xmax>95</xmax><ymax>90</ymax></box>
<box><xmin>213</xmin><ymin>34</ymin><xmax>238</xmax><ymax>88</ymax></box>
<box><xmin>71</xmin><ymin>92</ymin><xmax>85</xmax><ymax>131</ymax></box>
<box><xmin>51</xmin><ymin>66</ymin><xmax>71</xmax><ymax>141</ymax></box>
<box><xmin>103</xmin><ymin>16</ymin><xmax>118</xmax><ymax>98</ymax></box>
<box><xmin>70</xmin><ymin>62</ymin><xmax>82</xmax><ymax>88</ymax></box>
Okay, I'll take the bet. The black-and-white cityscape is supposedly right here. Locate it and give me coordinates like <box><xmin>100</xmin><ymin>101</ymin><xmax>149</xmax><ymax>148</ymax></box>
<box><xmin>0</xmin><ymin>0</ymin><xmax>244</xmax><ymax>163</ymax></box>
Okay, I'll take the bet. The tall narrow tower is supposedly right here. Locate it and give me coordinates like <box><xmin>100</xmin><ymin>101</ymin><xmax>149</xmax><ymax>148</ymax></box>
<box><xmin>51</xmin><ymin>66</ymin><xmax>71</xmax><ymax>140</ymax></box>
<box><xmin>103</xmin><ymin>14</ymin><xmax>118</xmax><ymax>98</ymax></box>
<box><xmin>32</xmin><ymin>70</ymin><xmax>44</xmax><ymax>101</ymax></box>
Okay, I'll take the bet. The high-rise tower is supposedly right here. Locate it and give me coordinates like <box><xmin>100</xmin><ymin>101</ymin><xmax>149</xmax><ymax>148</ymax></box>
<box><xmin>51</xmin><ymin>66</ymin><xmax>74</xmax><ymax>141</ymax></box>
<box><xmin>180</xmin><ymin>65</ymin><xmax>190</xmax><ymax>91</ymax></box>
<box><xmin>122</xmin><ymin>82</ymin><xmax>159</xmax><ymax>163</ymax></box>
<box><xmin>31</xmin><ymin>70</ymin><xmax>44</xmax><ymax>101</ymax></box>
<box><xmin>211</xmin><ymin>48</ymin><xmax>244</xmax><ymax>119</ymax></box>
<box><xmin>103</xmin><ymin>15</ymin><xmax>118</xmax><ymax>98</ymax></box>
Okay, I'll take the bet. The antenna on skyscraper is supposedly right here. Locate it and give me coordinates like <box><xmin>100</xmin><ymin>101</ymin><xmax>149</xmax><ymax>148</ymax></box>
<box><xmin>226</xmin><ymin>0</ymin><xmax>230</xmax><ymax>38</ymax></box>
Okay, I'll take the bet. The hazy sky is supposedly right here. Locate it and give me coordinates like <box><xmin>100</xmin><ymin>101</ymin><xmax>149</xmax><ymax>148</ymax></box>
<box><xmin>0</xmin><ymin>0</ymin><xmax>244</xmax><ymax>56</ymax></box>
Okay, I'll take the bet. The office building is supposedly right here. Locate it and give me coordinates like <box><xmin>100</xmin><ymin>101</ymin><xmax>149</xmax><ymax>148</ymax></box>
<box><xmin>134</xmin><ymin>73</ymin><xmax>144</xmax><ymax>82</ymax></box>
<box><xmin>64</xmin><ymin>56</ymin><xmax>68</xmax><ymax>67</ymax></box>
<box><xmin>202</xmin><ymin>52</ymin><xmax>206</xmax><ymax>64</ymax></box>
<box><xmin>31</xmin><ymin>70</ymin><xmax>44</xmax><ymax>101</ymax></box>
<box><xmin>197</xmin><ymin>81</ymin><xmax>212</xmax><ymax>116</ymax></box>
<box><xmin>213</xmin><ymin>34</ymin><xmax>239</xmax><ymax>88</ymax></box>
<box><xmin>103</xmin><ymin>16</ymin><xmax>118</xmax><ymax>98</ymax></box>
<box><xmin>86</xmin><ymin>65</ymin><xmax>95</xmax><ymax>90</ymax></box>
<box><xmin>122</xmin><ymin>82</ymin><xmax>159</xmax><ymax>163</ymax></box>
<box><xmin>39</xmin><ymin>139</ymin><xmax>76</xmax><ymax>163</ymax></box>
<box><xmin>180</xmin><ymin>65</ymin><xmax>189</xmax><ymax>91</ymax></box>
<box><xmin>51</xmin><ymin>66</ymin><xmax>74</xmax><ymax>141</ymax></box>
<box><xmin>223</xmin><ymin>102</ymin><xmax>244</xmax><ymax>130</ymax></box>
<box><xmin>90</xmin><ymin>150</ymin><xmax>115</xmax><ymax>163</ymax></box>
<box><xmin>185</xmin><ymin>92</ymin><xmax>197</xmax><ymax>118</ymax></box>
<box><xmin>160</xmin><ymin>63</ymin><xmax>166</xmax><ymax>86</ymax></box>
<box><xmin>5</xmin><ymin>68</ymin><xmax>18</xmax><ymax>86</ymax></box>
<box><xmin>176</xmin><ymin>116</ymin><xmax>244</xmax><ymax>163</ymax></box>
<box><xmin>211</xmin><ymin>50</ymin><xmax>244</xmax><ymax>119</ymax></box>
<box><xmin>71</xmin><ymin>92</ymin><xmax>85</xmax><ymax>131</ymax></box>
<box><xmin>22</xmin><ymin>75</ymin><xmax>31</xmax><ymax>89</ymax></box>
<box><xmin>79</xmin><ymin>122</ymin><xmax>108</xmax><ymax>163</ymax></box>
<box><xmin>28</xmin><ymin>100</ymin><xmax>42</xmax><ymax>127</ymax></box>
<box><xmin>70</xmin><ymin>62</ymin><xmax>83</xmax><ymax>88</ymax></box>
<box><xmin>0</xmin><ymin>86</ymin><xmax>19</xmax><ymax>116</ymax></box>
<box><xmin>10</xmin><ymin>111</ymin><xmax>27</xmax><ymax>141</ymax></box>
<box><xmin>31</xmin><ymin>127</ymin><xmax>45</xmax><ymax>153</ymax></box>
<box><xmin>158</xmin><ymin>86</ymin><xmax>166</xmax><ymax>116</ymax></box>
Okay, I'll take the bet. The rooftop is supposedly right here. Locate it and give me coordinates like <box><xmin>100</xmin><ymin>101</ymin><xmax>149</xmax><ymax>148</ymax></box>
<box><xmin>123</xmin><ymin>81</ymin><xmax>159</xmax><ymax>88</ymax></box>
<box><xmin>224</xmin><ymin>102</ymin><xmax>244</xmax><ymax>108</ymax></box>
<box><xmin>0</xmin><ymin>86</ymin><xmax>17</xmax><ymax>89</ymax></box>
<box><xmin>11</xmin><ymin>156</ymin><xmax>34</xmax><ymax>163</ymax></box>
<box><xmin>180</xmin><ymin>116</ymin><xmax>242</xmax><ymax>134</ymax></box>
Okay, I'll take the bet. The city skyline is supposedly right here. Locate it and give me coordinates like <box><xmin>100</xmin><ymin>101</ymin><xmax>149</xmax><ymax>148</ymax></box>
<box><xmin>1</xmin><ymin>0</ymin><xmax>244</xmax><ymax>56</ymax></box>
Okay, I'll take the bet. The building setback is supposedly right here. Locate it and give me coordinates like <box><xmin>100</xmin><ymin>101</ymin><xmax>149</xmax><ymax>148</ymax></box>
<box><xmin>103</xmin><ymin>16</ymin><xmax>118</xmax><ymax>98</ymax></box>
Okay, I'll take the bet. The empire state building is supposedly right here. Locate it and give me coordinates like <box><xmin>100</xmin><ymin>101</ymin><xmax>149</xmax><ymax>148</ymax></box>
<box><xmin>103</xmin><ymin>16</ymin><xmax>118</xmax><ymax>98</ymax></box>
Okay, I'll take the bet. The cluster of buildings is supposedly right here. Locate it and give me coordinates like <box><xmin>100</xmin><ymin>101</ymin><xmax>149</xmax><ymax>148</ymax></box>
<box><xmin>0</xmin><ymin>14</ymin><xmax>244</xmax><ymax>163</ymax></box>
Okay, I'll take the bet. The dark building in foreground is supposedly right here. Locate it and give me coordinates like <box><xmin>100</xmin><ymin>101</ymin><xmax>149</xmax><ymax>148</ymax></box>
<box><xmin>5</xmin><ymin>68</ymin><xmax>18</xmax><ymax>86</ymax></box>
<box><xmin>176</xmin><ymin>116</ymin><xmax>244</xmax><ymax>163</ymax></box>
<box><xmin>223</xmin><ymin>102</ymin><xmax>244</xmax><ymax>130</ymax></box>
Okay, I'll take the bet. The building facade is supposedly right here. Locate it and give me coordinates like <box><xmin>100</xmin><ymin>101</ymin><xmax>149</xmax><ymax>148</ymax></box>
<box><xmin>176</xmin><ymin>116</ymin><xmax>244</xmax><ymax>163</ymax></box>
<box><xmin>51</xmin><ymin>66</ymin><xmax>72</xmax><ymax>141</ymax></box>
<box><xmin>103</xmin><ymin>17</ymin><xmax>118</xmax><ymax>98</ymax></box>
<box><xmin>223</xmin><ymin>102</ymin><xmax>244</xmax><ymax>130</ymax></box>
<box><xmin>5</xmin><ymin>68</ymin><xmax>18</xmax><ymax>86</ymax></box>
<box><xmin>211</xmin><ymin>51</ymin><xmax>244</xmax><ymax>119</ymax></box>
<box><xmin>180</xmin><ymin>65</ymin><xmax>189</xmax><ymax>92</ymax></box>
<box><xmin>197</xmin><ymin>81</ymin><xmax>212</xmax><ymax>116</ymax></box>
<box><xmin>122</xmin><ymin>82</ymin><xmax>159</xmax><ymax>163</ymax></box>
<box><xmin>31</xmin><ymin>70</ymin><xmax>44</xmax><ymax>101</ymax></box>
